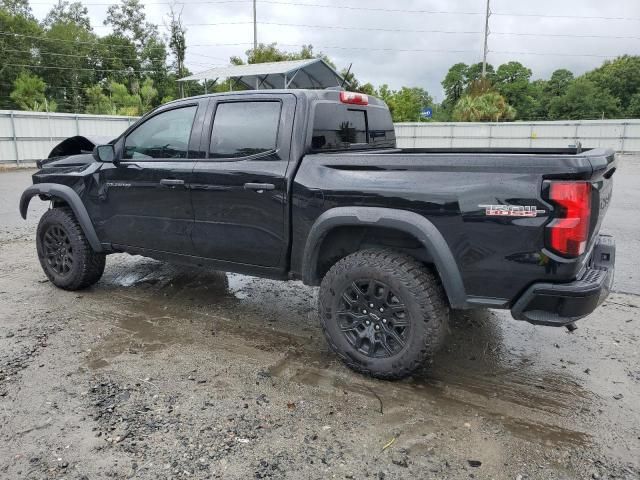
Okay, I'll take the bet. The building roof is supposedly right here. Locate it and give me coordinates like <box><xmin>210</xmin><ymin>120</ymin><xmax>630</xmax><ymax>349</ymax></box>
<box><xmin>177</xmin><ymin>58</ymin><xmax>344</xmax><ymax>90</ymax></box>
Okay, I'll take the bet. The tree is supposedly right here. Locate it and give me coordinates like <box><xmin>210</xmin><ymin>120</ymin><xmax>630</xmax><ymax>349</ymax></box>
<box><xmin>10</xmin><ymin>71</ymin><xmax>56</xmax><ymax>111</ymax></box>
<box><xmin>141</xmin><ymin>34</ymin><xmax>172</xmax><ymax>103</ymax></box>
<box><xmin>1</xmin><ymin>0</ymin><xmax>33</xmax><ymax>17</ymax></box>
<box><xmin>109</xmin><ymin>80</ymin><xmax>140</xmax><ymax>115</ymax></box>
<box><xmin>441</xmin><ymin>63</ymin><xmax>467</xmax><ymax>108</ymax></box>
<box><xmin>586</xmin><ymin>55</ymin><xmax>640</xmax><ymax>112</ymax></box>
<box><xmin>628</xmin><ymin>93</ymin><xmax>640</xmax><ymax>118</ymax></box>
<box><xmin>85</xmin><ymin>84</ymin><xmax>114</xmax><ymax>114</ymax></box>
<box><xmin>166</xmin><ymin>4</ymin><xmax>186</xmax><ymax>76</ymax></box>
<box><xmin>139</xmin><ymin>77</ymin><xmax>158</xmax><ymax>113</ymax></box>
<box><xmin>104</xmin><ymin>0</ymin><xmax>157</xmax><ymax>49</ymax></box>
<box><xmin>453</xmin><ymin>92</ymin><xmax>515</xmax><ymax>122</ymax></box>
<box><xmin>548</xmin><ymin>78</ymin><xmax>620</xmax><ymax>120</ymax></box>
<box><xmin>165</xmin><ymin>4</ymin><xmax>186</xmax><ymax>97</ymax></box>
<box><xmin>0</xmin><ymin>7</ymin><xmax>43</xmax><ymax>109</ymax></box>
<box><xmin>44</xmin><ymin>1</ymin><xmax>91</xmax><ymax>30</ymax></box>
<box><xmin>385</xmin><ymin>87</ymin><xmax>433</xmax><ymax>122</ymax></box>
<box><xmin>40</xmin><ymin>20</ymin><xmax>97</xmax><ymax>112</ymax></box>
<box><xmin>94</xmin><ymin>34</ymin><xmax>140</xmax><ymax>85</ymax></box>
<box><xmin>493</xmin><ymin>61</ymin><xmax>538</xmax><ymax>120</ymax></box>
<box><xmin>465</xmin><ymin>62</ymin><xmax>495</xmax><ymax>84</ymax></box>
<box><xmin>546</xmin><ymin>69</ymin><xmax>574</xmax><ymax>97</ymax></box>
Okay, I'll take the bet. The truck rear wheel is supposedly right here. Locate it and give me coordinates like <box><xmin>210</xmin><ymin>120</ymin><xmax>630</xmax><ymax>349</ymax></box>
<box><xmin>318</xmin><ymin>248</ymin><xmax>448</xmax><ymax>380</ymax></box>
<box><xmin>36</xmin><ymin>207</ymin><xmax>106</xmax><ymax>291</ymax></box>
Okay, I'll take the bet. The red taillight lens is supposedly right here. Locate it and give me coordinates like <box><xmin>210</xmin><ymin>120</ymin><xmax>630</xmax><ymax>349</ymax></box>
<box><xmin>547</xmin><ymin>182</ymin><xmax>591</xmax><ymax>257</ymax></box>
<box><xmin>340</xmin><ymin>91</ymin><xmax>368</xmax><ymax>105</ymax></box>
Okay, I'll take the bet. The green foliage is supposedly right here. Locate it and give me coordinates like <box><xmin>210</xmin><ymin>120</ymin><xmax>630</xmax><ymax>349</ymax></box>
<box><xmin>44</xmin><ymin>1</ymin><xmax>90</xmax><ymax>30</ymax></box>
<box><xmin>493</xmin><ymin>61</ymin><xmax>538</xmax><ymax>120</ymax></box>
<box><xmin>85</xmin><ymin>78</ymin><xmax>157</xmax><ymax>115</ymax></box>
<box><xmin>104</xmin><ymin>0</ymin><xmax>156</xmax><ymax>48</ymax></box>
<box><xmin>2</xmin><ymin>0</ymin><xmax>640</xmax><ymax>122</ymax></box>
<box><xmin>1</xmin><ymin>0</ymin><xmax>32</xmax><ymax>17</ymax></box>
<box><xmin>139</xmin><ymin>77</ymin><xmax>158</xmax><ymax>112</ymax></box>
<box><xmin>0</xmin><ymin>7</ymin><xmax>43</xmax><ymax>109</ymax></box>
<box><xmin>548</xmin><ymin>78</ymin><xmax>621</xmax><ymax>120</ymax></box>
<box><xmin>10</xmin><ymin>71</ymin><xmax>56</xmax><ymax>111</ymax></box>
<box><xmin>628</xmin><ymin>93</ymin><xmax>640</xmax><ymax>118</ymax></box>
<box><xmin>231</xmin><ymin>42</ymin><xmax>324</xmax><ymax>66</ymax></box>
<box><xmin>85</xmin><ymin>84</ymin><xmax>113</xmax><ymax>114</ymax></box>
<box><xmin>453</xmin><ymin>91</ymin><xmax>515</xmax><ymax>122</ymax></box>
<box><xmin>382</xmin><ymin>86</ymin><xmax>433</xmax><ymax>122</ymax></box>
<box><xmin>586</xmin><ymin>55</ymin><xmax>640</xmax><ymax>111</ymax></box>
<box><xmin>441</xmin><ymin>63</ymin><xmax>467</xmax><ymax>108</ymax></box>
<box><xmin>41</xmin><ymin>20</ymin><xmax>97</xmax><ymax>112</ymax></box>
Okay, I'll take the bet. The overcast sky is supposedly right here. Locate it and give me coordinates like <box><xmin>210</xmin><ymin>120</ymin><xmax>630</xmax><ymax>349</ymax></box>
<box><xmin>30</xmin><ymin>0</ymin><xmax>640</xmax><ymax>101</ymax></box>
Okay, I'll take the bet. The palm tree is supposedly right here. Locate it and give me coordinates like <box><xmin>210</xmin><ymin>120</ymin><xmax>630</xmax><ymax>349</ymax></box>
<box><xmin>453</xmin><ymin>91</ymin><xmax>516</xmax><ymax>122</ymax></box>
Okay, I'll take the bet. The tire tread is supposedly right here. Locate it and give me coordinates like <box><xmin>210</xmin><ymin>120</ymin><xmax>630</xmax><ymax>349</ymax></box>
<box><xmin>318</xmin><ymin>248</ymin><xmax>448</xmax><ymax>380</ymax></box>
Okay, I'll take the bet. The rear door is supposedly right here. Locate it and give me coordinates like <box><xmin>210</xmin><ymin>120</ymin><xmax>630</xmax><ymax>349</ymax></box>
<box><xmin>98</xmin><ymin>101</ymin><xmax>205</xmax><ymax>254</ymax></box>
<box><xmin>191</xmin><ymin>94</ymin><xmax>296</xmax><ymax>267</ymax></box>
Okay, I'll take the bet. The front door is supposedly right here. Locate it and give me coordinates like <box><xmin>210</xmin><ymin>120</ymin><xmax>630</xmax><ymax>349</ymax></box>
<box><xmin>191</xmin><ymin>95</ymin><xmax>295</xmax><ymax>267</ymax></box>
<box><xmin>96</xmin><ymin>102</ymin><xmax>203</xmax><ymax>254</ymax></box>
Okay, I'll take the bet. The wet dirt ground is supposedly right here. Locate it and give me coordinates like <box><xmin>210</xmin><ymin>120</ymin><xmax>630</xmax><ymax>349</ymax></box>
<box><xmin>1</xmin><ymin>158</ymin><xmax>639</xmax><ymax>480</ymax></box>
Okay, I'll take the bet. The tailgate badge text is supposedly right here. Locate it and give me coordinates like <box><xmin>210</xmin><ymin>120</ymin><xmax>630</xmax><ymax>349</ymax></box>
<box><xmin>479</xmin><ymin>205</ymin><xmax>546</xmax><ymax>217</ymax></box>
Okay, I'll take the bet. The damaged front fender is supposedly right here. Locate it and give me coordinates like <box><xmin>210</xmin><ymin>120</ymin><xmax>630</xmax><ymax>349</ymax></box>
<box><xmin>19</xmin><ymin>183</ymin><xmax>103</xmax><ymax>252</ymax></box>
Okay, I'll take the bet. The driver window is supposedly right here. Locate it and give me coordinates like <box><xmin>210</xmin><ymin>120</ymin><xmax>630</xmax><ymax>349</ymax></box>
<box><xmin>124</xmin><ymin>105</ymin><xmax>197</xmax><ymax>160</ymax></box>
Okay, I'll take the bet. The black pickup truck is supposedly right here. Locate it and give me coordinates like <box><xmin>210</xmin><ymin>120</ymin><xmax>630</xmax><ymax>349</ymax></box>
<box><xmin>20</xmin><ymin>89</ymin><xmax>616</xmax><ymax>379</ymax></box>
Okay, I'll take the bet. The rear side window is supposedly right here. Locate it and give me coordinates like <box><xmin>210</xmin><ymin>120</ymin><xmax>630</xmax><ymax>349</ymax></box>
<box><xmin>124</xmin><ymin>106</ymin><xmax>197</xmax><ymax>160</ymax></box>
<box><xmin>210</xmin><ymin>101</ymin><xmax>281</xmax><ymax>159</ymax></box>
<box><xmin>312</xmin><ymin>103</ymin><xmax>395</xmax><ymax>151</ymax></box>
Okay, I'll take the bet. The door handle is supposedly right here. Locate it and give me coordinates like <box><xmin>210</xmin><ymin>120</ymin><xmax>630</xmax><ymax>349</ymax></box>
<box><xmin>160</xmin><ymin>178</ymin><xmax>185</xmax><ymax>186</ymax></box>
<box><xmin>244</xmin><ymin>183</ymin><xmax>275</xmax><ymax>191</ymax></box>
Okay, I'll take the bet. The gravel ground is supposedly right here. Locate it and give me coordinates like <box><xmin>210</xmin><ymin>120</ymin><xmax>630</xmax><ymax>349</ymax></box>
<box><xmin>1</xmin><ymin>157</ymin><xmax>639</xmax><ymax>480</ymax></box>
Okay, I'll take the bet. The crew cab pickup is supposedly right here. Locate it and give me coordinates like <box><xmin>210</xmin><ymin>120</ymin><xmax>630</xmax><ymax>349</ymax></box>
<box><xmin>20</xmin><ymin>89</ymin><xmax>616</xmax><ymax>379</ymax></box>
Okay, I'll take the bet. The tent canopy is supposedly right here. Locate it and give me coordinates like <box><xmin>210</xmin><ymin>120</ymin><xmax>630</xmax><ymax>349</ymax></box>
<box><xmin>178</xmin><ymin>58</ymin><xmax>344</xmax><ymax>90</ymax></box>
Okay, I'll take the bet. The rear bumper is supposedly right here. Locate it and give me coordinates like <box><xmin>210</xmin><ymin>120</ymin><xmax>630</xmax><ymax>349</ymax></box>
<box><xmin>511</xmin><ymin>235</ymin><xmax>615</xmax><ymax>326</ymax></box>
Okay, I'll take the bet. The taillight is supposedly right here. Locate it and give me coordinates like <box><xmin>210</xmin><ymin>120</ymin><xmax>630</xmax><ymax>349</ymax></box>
<box><xmin>340</xmin><ymin>91</ymin><xmax>368</xmax><ymax>105</ymax></box>
<box><xmin>547</xmin><ymin>182</ymin><xmax>591</xmax><ymax>257</ymax></box>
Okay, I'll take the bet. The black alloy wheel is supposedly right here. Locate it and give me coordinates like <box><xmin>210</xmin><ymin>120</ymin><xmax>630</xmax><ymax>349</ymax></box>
<box><xmin>42</xmin><ymin>224</ymin><xmax>74</xmax><ymax>276</ymax></box>
<box><xmin>338</xmin><ymin>279</ymin><xmax>410</xmax><ymax>358</ymax></box>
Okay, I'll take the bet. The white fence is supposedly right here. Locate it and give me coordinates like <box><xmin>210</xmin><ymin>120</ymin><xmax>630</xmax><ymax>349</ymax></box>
<box><xmin>0</xmin><ymin>110</ymin><xmax>138</xmax><ymax>164</ymax></box>
<box><xmin>395</xmin><ymin>119</ymin><xmax>640</xmax><ymax>152</ymax></box>
<box><xmin>1</xmin><ymin>110</ymin><xmax>639</xmax><ymax>165</ymax></box>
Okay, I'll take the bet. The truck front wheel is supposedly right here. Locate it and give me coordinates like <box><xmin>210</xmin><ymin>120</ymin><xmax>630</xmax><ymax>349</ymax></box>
<box><xmin>36</xmin><ymin>207</ymin><xmax>106</xmax><ymax>290</ymax></box>
<box><xmin>318</xmin><ymin>248</ymin><xmax>449</xmax><ymax>380</ymax></box>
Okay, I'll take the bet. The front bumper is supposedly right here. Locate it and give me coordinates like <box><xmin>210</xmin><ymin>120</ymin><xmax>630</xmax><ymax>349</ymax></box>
<box><xmin>511</xmin><ymin>235</ymin><xmax>615</xmax><ymax>326</ymax></box>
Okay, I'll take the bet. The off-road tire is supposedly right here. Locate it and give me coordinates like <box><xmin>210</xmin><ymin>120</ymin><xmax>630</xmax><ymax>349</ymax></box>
<box><xmin>318</xmin><ymin>248</ymin><xmax>449</xmax><ymax>380</ymax></box>
<box><xmin>36</xmin><ymin>207</ymin><xmax>106</xmax><ymax>290</ymax></box>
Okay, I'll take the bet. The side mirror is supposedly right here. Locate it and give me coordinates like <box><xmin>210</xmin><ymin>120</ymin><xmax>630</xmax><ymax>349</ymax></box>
<box><xmin>94</xmin><ymin>144</ymin><xmax>115</xmax><ymax>163</ymax></box>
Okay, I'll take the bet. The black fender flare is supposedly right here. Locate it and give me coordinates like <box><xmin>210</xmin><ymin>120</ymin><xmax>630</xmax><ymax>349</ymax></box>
<box><xmin>19</xmin><ymin>183</ymin><xmax>103</xmax><ymax>253</ymax></box>
<box><xmin>301</xmin><ymin>206</ymin><xmax>467</xmax><ymax>309</ymax></box>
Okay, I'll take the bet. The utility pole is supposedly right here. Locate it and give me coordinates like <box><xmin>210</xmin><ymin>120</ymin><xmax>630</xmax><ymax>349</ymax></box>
<box><xmin>253</xmin><ymin>0</ymin><xmax>259</xmax><ymax>88</ymax></box>
<box><xmin>482</xmin><ymin>0</ymin><xmax>490</xmax><ymax>78</ymax></box>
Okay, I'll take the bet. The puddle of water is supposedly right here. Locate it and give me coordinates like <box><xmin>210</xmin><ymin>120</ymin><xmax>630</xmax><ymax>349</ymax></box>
<box><xmin>87</xmin><ymin>255</ymin><xmax>598</xmax><ymax>450</ymax></box>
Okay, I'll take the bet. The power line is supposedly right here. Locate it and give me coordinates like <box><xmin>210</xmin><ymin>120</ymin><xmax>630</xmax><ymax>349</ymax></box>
<box><xmin>173</xmin><ymin>21</ymin><xmax>484</xmax><ymax>35</ymax></box>
<box><xmin>28</xmin><ymin>0</ymin><xmax>486</xmax><ymax>15</ymax></box>
<box><xmin>4</xmin><ymin>48</ymin><xmax>221</xmax><ymax>67</ymax></box>
<box><xmin>5</xmin><ymin>24</ymin><xmax>640</xmax><ymax>43</ymax></box>
<box><xmin>3</xmin><ymin>63</ymin><xmax>162</xmax><ymax>74</ymax></box>
<box><xmin>491</xmin><ymin>50</ymin><xmax>627</xmax><ymax>59</ymax></box>
<box><xmin>25</xmin><ymin>0</ymin><xmax>640</xmax><ymax>21</ymax></box>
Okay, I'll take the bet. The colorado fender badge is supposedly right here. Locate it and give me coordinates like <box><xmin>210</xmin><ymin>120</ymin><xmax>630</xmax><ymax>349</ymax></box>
<box><xmin>478</xmin><ymin>205</ymin><xmax>546</xmax><ymax>217</ymax></box>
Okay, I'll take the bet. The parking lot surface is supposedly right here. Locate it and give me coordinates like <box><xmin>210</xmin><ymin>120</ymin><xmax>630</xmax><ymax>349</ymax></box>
<box><xmin>1</xmin><ymin>157</ymin><xmax>639</xmax><ymax>479</ymax></box>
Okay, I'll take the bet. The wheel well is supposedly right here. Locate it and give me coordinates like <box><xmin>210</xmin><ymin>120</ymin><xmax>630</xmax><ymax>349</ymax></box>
<box><xmin>314</xmin><ymin>225</ymin><xmax>435</xmax><ymax>282</ymax></box>
<box><xmin>49</xmin><ymin>196</ymin><xmax>71</xmax><ymax>209</ymax></box>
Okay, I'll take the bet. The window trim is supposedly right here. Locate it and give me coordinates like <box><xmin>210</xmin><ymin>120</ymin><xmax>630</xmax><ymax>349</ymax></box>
<box><xmin>122</xmin><ymin>103</ymin><xmax>199</xmax><ymax>162</ymax></box>
<box><xmin>206</xmin><ymin>99</ymin><xmax>283</xmax><ymax>162</ymax></box>
<box><xmin>346</xmin><ymin>108</ymin><xmax>370</xmax><ymax>146</ymax></box>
